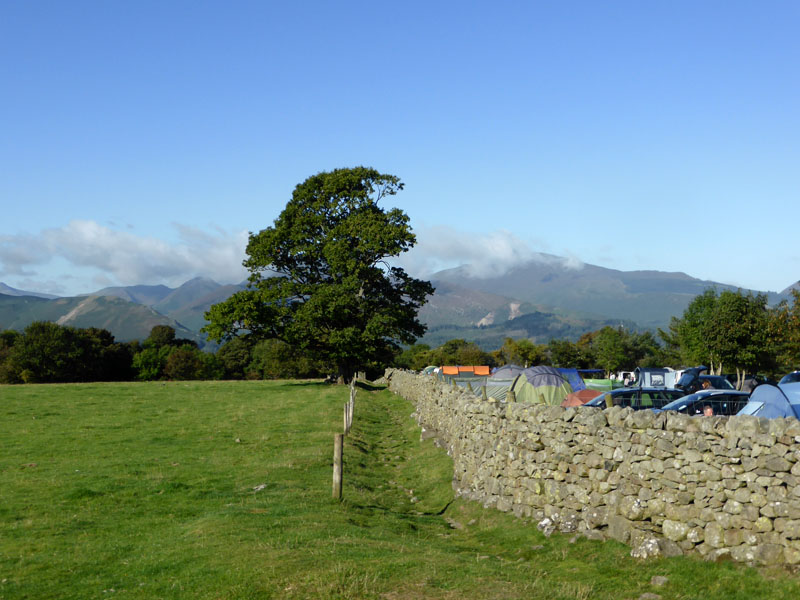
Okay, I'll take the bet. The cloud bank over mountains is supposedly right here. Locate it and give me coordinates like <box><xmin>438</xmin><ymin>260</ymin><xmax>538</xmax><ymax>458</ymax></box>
<box><xmin>0</xmin><ymin>221</ymin><xmax>583</xmax><ymax>296</ymax></box>
<box><xmin>0</xmin><ymin>220</ymin><xmax>250</xmax><ymax>295</ymax></box>
<box><xmin>394</xmin><ymin>226</ymin><xmax>584</xmax><ymax>279</ymax></box>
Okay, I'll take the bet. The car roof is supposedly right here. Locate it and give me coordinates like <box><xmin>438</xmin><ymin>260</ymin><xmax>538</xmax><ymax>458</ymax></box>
<box><xmin>584</xmin><ymin>387</ymin><xmax>684</xmax><ymax>407</ymax></box>
<box><xmin>606</xmin><ymin>387</ymin><xmax>682</xmax><ymax>393</ymax></box>
<box><xmin>683</xmin><ymin>389</ymin><xmax>748</xmax><ymax>398</ymax></box>
<box><xmin>659</xmin><ymin>389</ymin><xmax>749</xmax><ymax>411</ymax></box>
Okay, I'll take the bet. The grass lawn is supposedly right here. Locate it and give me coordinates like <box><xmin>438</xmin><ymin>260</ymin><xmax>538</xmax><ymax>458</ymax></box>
<box><xmin>1</xmin><ymin>379</ymin><xmax>799</xmax><ymax>599</ymax></box>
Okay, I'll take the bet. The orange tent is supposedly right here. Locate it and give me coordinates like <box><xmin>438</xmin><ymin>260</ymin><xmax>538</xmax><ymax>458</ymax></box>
<box><xmin>561</xmin><ymin>388</ymin><xmax>603</xmax><ymax>407</ymax></box>
<box><xmin>441</xmin><ymin>366</ymin><xmax>459</xmax><ymax>376</ymax></box>
<box><xmin>472</xmin><ymin>366</ymin><xmax>490</xmax><ymax>376</ymax></box>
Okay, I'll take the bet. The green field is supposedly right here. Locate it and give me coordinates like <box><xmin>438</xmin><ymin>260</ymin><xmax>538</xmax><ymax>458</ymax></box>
<box><xmin>2</xmin><ymin>380</ymin><xmax>799</xmax><ymax>599</ymax></box>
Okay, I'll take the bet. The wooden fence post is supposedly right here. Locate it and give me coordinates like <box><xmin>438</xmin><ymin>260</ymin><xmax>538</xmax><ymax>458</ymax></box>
<box><xmin>333</xmin><ymin>434</ymin><xmax>343</xmax><ymax>499</ymax></box>
<box><xmin>507</xmin><ymin>389</ymin><xmax>516</xmax><ymax>403</ymax></box>
<box><xmin>482</xmin><ymin>385</ymin><xmax>488</xmax><ymax>401</ymax></box>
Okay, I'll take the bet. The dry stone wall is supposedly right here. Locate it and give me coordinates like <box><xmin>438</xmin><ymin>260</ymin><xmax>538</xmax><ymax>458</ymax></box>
<box><xmin>386</xmin><ymin>369</ymin><xmax>800</xmax><ymax>565</ymax></box>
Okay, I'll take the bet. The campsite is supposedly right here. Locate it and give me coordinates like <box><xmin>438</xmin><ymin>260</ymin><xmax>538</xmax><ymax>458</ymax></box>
<box><xmin>429</xmin><ymin>362</ymin><xmax>800</xmax><ymax>422</ymax></box>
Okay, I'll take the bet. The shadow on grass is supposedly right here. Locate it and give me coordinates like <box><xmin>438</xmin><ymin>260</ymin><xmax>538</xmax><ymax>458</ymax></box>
<box><xmin>340</xmin><ymin>498</ymin><xmax>452</xmax><ymax>520</ymax></box>
<box><xmin>355</xmin><ymin>381</ymin><xmax>386</xmax><ymax>391</ymax></box>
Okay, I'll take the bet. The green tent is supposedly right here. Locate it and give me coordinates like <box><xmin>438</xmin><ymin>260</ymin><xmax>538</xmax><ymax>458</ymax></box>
<box><xmin>509</xmin><ymin>366</ymin><xmax>573</xmax><ymax>405</ymax></box>
<box><xmin>583</xmin><ymin>378</ymin><xmax>622</xmax><ymax>392</ymax></box>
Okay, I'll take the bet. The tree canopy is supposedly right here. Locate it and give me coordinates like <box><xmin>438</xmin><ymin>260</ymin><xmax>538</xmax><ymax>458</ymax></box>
<box><xmin>661</xmin><ymin>288</ymin><xmax>776</xmax><ymax>384</ymax></box>
<box><xmin>203</xmin><ymin>167</ymin><xmax>434</xmax><ymax>381</ymax></box>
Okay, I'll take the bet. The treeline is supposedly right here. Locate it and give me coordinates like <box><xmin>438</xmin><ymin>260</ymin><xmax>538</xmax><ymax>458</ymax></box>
<box><xmin>0</xmin><ymin>323</ymin><xmax>325</xmax><ymax>384</ymax></box>
<box><xmin>394</xmin><ymin>328</ymin><xmax>665</xmax><ymax>373</ymax></box>
<box><xmin>2</xmin><ymin>289</ymin><xmax>798</xmax><ymax>384</ymax></box>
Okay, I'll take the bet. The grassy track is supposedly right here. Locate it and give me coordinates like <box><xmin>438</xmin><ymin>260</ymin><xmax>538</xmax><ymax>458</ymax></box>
<box><xmin>1</xmin><ymin>380</ymin><xmax>799</xmax><ymax>599</ymax></box>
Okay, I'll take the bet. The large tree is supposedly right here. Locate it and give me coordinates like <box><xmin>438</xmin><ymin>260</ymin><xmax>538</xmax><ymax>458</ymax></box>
<box><xmin>203</xmin><ymin>167</ymin><xmax>434</xmax><ymax>381</ymax></box>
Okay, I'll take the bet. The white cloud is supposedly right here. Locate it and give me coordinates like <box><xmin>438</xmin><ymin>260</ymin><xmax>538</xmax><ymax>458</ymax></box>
<box><xmin>0</xmin><ymin>221</ymin><xmax>590</xmax><ymax>295</ymax></box>
<box><xmin>395</xmin><ymin>225</ymin><xmax>583</xmax><ymax>279</ymax></box>
<box><xmin>0</xmin><ymin>220</ymin><xmax>249</xmax><ymax>294</ymax></box>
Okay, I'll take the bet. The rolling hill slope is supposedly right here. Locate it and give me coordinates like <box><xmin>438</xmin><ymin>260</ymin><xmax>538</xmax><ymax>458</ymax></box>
<box><xmin>0</xmin><ymin>294</ymin><xmax>202</xmax><ymax>344</ymax></box>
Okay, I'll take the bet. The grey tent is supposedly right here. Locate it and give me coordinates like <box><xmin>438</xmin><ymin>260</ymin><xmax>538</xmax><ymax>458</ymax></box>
<box><xmin>481</xmin><ymin>365</ymin><xmax>525</xmax><ymax>400</ymax></box>
<box><xmin>491</xmin><ymin>364</ymin><xmax>525</xmax><ymax>379</ymax></box>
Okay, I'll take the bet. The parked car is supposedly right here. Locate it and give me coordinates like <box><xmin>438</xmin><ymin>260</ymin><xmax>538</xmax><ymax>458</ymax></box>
<box><xmin>583</xmin><ymin>387</ymin><xmax>686</xmax><ymax>410</ymax></box>
<box><xmin>655</xmin><ymin>389</ymin><xmax>750</xmax><ymax>417</ymax></box>
<box><xmin>675</xmin><ymin>366</ymin><xmax>734</xmax><ymax>393</ymax></box>
<box><xmin>779</xmin><ymin>371</ymin><xmax>800</xmax><ymax>385</ymax></box>
<box><xmin>699</xmin><ymin>375</ymin><xmax>735</xmax><ymax>390</ymax></box>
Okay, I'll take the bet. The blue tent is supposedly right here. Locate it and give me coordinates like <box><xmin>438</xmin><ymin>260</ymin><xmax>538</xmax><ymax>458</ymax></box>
<box><xmin>557</xmin><ymin>367</ymin><xmax>586</xmax><ymax>392</ymax></box>
<box><xmin>739</xmin><ymin>382</ymin><xmax>800</xmax><ymax>419</ymax></box>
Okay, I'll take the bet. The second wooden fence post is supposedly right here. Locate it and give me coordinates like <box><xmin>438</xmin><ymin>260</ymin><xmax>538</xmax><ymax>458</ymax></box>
<box><xmin>333</xmin><ymin>433</ymin><xmax>343</xmax><ymax>499</ymax></box>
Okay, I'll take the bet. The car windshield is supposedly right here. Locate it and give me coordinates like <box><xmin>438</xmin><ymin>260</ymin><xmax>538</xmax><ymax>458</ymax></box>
<box><xmin>660</xmin><ymin>392</ymin><xmax>749</xmax><ymax>416</ymax></box>
<box><xmin>582</xmin><ymin>389</ymin><xmax>684</xmax><ymax>410</ymax></box>
<box><xmin>637</xmin><ymin>390</ymin><xmax>685</xmax><ymax>409</ymax></box>
<box><xmin>701</xmin><ymin>376</ymin><xmax>735</xmax><ymax>390</ymax></box>
<box><xmin>584</xmin><ymin>395</ymin><xmax>607</xmax><ymax>407</ymax></box>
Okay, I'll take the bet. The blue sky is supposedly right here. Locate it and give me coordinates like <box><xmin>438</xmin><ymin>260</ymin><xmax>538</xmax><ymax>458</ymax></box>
<box><xmin>2</xmin><ymin>1</ymin><xmax>799</xmax><ymax>296</ymax></box>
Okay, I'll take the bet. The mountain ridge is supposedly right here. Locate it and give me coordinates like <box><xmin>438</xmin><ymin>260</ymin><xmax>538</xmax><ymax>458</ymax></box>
<box><xmin>0</xmin><ymin>259</ymin><xmax>795</xmax><ymax>350</ymax></box>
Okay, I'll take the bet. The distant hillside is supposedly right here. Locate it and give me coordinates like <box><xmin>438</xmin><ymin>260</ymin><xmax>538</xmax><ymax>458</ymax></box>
<box><xmin>430</xmin><ymin>256</ymin><xmax>784</xmax><ymax>330</ymax></box>
<box><xmin>0</xmin><ymin>282</ymin><xmax>59</xmax><ymax>299</ymax></box>
<box><xmin>159</xmin><ymin>282</ymin><xmax>247</xmax><ymax>332</ymax></box>
<box><xmin>150</xmin><ymin>278</ymin><xmax>246</xmax><ymax>331</ymax></box>
<box><xmin>0</xmin><ymin>278</ymin><xmax>248</xmax><ymax>347</ymax></box>
<box><xmin>418</xmin><ymin>280</ymin><xmax>529</xmax><ymax>328</ymax></box>
<box><xmin>87</xmin><ymin>278</ymin><xmax>248</xmax><ymax>334</ymax></box>
<box><xmin>421</xmin><ymin>309</ymin><xmax>635</xmax><ymax>349</ymax></box>
<box><xmin>0</xmin><ymin>293</ymin><xmax>203</xmax><ymax>345</ymax></box>
<box><xmin>88</xmin><ymin>284</ymin><xmax>173</xmax><ymax>305</ymax></box>
<box><xmin>151</xmin><ymin>277</ymin><xmax>223</xmax><ymax>315</ymax></box>
<box><xmin>781</xmin><ymin>281</ymin><xmax>800</xmax><ymax>296</ymax></box>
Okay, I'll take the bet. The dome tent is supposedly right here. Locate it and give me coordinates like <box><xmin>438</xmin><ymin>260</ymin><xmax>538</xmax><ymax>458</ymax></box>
<box><xmin>509</xmin><ymin>366</ymin><xmax>573</xmax><ymax>406</ymax></box>
<box><xmin>490</xmin><ymin>364</ymin><xmax>525</xmax><ymax>380</ymax></box>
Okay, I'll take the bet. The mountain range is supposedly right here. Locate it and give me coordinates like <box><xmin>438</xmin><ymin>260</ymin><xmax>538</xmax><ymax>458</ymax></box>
<box><xmin>417</xmin><ymin>256</ymin><xmax>793</xmax><ymax>347</ymax></box>
<box><xmin>0</xmin><ymin>278</ymin><xmax>240</xmax><ymax>347</ymax></box>
<box><xmin>1</xmin><ymin>257</ymin><xmax>797</xmax><ymax>350</ymax></box>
